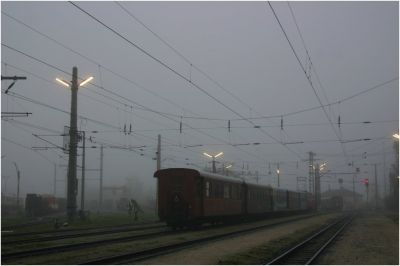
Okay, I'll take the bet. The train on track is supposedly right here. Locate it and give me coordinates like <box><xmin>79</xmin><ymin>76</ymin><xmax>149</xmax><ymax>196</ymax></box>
<box><xmin>154</xmin><ymin>168</ymin><xmax>315</xmax><ymax>227</ymax></box>
<box><xmin>25</xmin><ymin>194</ymin><xmax>66</xmax><ymax>217</ymax></box>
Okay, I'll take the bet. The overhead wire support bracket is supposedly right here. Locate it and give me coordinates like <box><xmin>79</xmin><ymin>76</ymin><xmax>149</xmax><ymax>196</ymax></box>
<box><xmin>1</xmin><ymin>112</ymin><xmax>32</xmax><ymax>118</ymax></box>
<box><xmin>1</xmin><ymin>75</ymin><xmax>27</xmax><ymax>94</ymax></box>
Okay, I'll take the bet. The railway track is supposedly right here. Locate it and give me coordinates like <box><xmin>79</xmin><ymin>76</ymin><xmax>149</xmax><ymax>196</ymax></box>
<box><xmin>2</xmin><ymin>213</ymin><xmax>319</xmax><ymax>263</ymax></box>
<box><xmin>2</xmin><ymin>220</ymin><xmax>161</xmax><ymax>237</ymax></box>
<box><xmin>1</xmin><ymin>226</ymin><xmax>173</xmax><ymax>262</ymax></box>
<box><xmin>80</xmin><ymin>213</ymin><xmax>323</xmax><ymax>265</ymax></box>
<box><xmin>266</xmin><ymin>213</ymin><xmax>355</xmax><ymax>265</ymax></box>
<box><xmin>1</xmin><ymin>216</ymin><xmax>63</xmax><ymax>231</ymax></box>
<box><xmin>2</xmin><ymin>223</ymin><xmax>166</xmax><ymax>245</ymax></box>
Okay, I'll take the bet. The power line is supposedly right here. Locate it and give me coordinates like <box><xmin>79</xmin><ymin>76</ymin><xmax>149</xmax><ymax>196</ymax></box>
<box><xmin>68</xmin><ymin>1</ymin><xmax>305</xmax><ymax>161</ymax></box>
<box><xmin>2</xmin><ymin>51</ymin><xmax>396</xmax><ymax>124</ymax></box>
<box><xmin>1</xmin><ymin>45</ymin><xmax>268</xmax><ymax>164</ymax></box>
<box><xmin>267</xmin><ymin>1</ymin><xmax>348</xmax><ymax>162</ymax></box>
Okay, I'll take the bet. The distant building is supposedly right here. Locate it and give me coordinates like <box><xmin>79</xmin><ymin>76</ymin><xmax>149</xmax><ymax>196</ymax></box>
<box><xmin>321</xmin><ymin>188</ymin><xmax>363</xmax><ymax>210</ymax></box>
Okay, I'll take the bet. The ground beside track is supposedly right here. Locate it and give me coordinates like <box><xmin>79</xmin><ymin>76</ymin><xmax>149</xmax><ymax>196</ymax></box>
<box><xmin>138</xmin><ymin>212</ymin><xmax>340</xmax><ymax>265</ymax></box>
<box><xmin>315</xmin><ymin>210</ymin><xmax>399</xmax><ymax>265</ymax></box>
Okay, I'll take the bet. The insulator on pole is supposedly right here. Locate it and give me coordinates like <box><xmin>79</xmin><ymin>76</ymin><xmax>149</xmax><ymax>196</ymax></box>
<box><xmin>124</xmin><ymin>124</ymin><xmax>126</xmax><ymax>135</ymax></box>
<box><xmin>281</xmin><ymin>116</ymin><xmax>283</xmax><ymax>130</ymax></box>
<box><xmin>338</xmin><ymin>115</ymin><xmax>341</xmax><ymax>128</ymax></box>
<box><xmin>129</xmin><ymin>124</ymin><xmax>132</xmax><ymax>134</ymax></box>
<box><xmin>228</xmin><ymin>120</ymin><xmax>231</xmax><ymax>133</ymax></box>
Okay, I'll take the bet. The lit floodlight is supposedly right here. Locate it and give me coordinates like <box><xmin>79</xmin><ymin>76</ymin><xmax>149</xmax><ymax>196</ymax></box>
<box><xmin>215</xmin><ymin>152</ymin><xmax>223</xmax><ymax>158</ymax></box>
<box><xmin>393</xmin><ymin>134</ymin><xmax>400</xmax><ymax>139</ymax></box>
<box><xmin>226</xmin><ymin>164</ymin><xmax>232</xmax><ymax>169</ymax></box>
<box><xmin>276</xmin><ymin>169</ymin><xmax>280</xmax><ymax>174</ymax></box>
<box><xmin>56</xmin><ymin>78</ymin><xmax>70</xmax><ymax>87</ymax></box>
<box><xmin>79</xmin><ymin>76</ymin><xmax>94</xmax><ymax>87</ymax></box>
<box><xmin>203</xmin><ymin>152</ymin><xmax>212</xmax><ymax>158</ymax></box>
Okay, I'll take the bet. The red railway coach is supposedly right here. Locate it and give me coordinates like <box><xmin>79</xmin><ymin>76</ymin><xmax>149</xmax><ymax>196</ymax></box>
<box><xmin>154</xmin><ymin>168</ymin><xmax>244</xmax><ymax>226</ymax></box>
<box><xmin>154</xmin><ymin>168</ymin><xmax>315</xmax><ymax>227</ymax></box>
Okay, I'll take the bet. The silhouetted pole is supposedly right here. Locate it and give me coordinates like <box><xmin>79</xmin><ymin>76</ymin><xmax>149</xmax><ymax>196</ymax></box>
<box><xmin>99</xmin><ymin>144</ymin><xmax>103</xmax><ymax>211</ymax></box>
<box><xmin>277</xmin><ymin>163</ymin><xmax>280</xmax><ymax>188</ymax></box>
<box><xmin>352</xmin><ymin>174</ymin><xmax>356</xmax><ymax>206</ymax></box>
<box><xmin>315</xmin><ymin>163</ymin><xmax>320</xmax><ymax>210</ymax></box>
<box><xmin>80</xmin><ymin>131</ymin><xmax>86</xmax><ymax>211</ymax></box>
<box><xmin>54</xmin><ymin>163</ymin><xmax>57</xmax><ymax>196</ymax></box>
<box><xmin>374</xmin><ymin>163</ymin><xmax>379</xmax><ymax>209</ymax></box>
<box><xmin>156</xmin><ymin>134</ymin><xmax>161</xmax><ymax>170</ymax></box>
<box><xmin>308</xmin><ymin>152</ymin><xmax>315</xmax><ymax>193</ymax></box>
<box><xmin>13</xmin><ymin>162</ymin><xmax>20</xmax><ymax>208</ymax></box>
<box><xmin>156</xmin><ymin>134</ymin><xmax>161</xmax><ymax>217</ymax></box>
<box><xmin>212</xmin><ymin>157</ymin><xmax>216</xmax><ymax>173</ymax></box>
<box><xmin>67</xmin><ymin>67</ymin><xmax>78</xmax><ymax>221</ymax></box>
<box><xmin>383</xmin><ymin>142</ymin><xmax>387</xmax><ymax>197</ymax></box>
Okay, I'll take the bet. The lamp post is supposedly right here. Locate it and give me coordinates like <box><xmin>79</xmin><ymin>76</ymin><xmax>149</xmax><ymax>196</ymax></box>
<box><xmin>56</xmin><ymin>68</ymin><xmax>93</xmax><ymax>221</ymax></box>
<box><xmin>203</xmin><ymin>152</ymin><xmax>223</xmax><ymax>173</ymax></box>
<box><xmin>276</xmin><ymin>163</ymin><xmax>280</xmax><ymax>188</ymax></box>
<box><xmin>13</xmin><ymin>162</ymin><xmax>20</xmax><ymax>208</ymax></box>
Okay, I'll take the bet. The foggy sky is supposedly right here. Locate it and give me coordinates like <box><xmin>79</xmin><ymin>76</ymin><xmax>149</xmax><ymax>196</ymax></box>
<box><xmin>1</xmin><ymin>1</ymin><xmax>398</xmax><ymax>201</ymax></box>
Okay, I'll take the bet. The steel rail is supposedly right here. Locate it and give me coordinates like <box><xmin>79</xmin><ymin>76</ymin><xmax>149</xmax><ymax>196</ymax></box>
<box><xmin>2</xmin><ymin>220</ymin><xmax>162</xmax><ymax>238</ymax></box>
<box><xmin>306</xmin><ymin>215</ymin><xmax>354</xmax><ymax>264</ymax></box>
<box><xmin>80</xmin><ymin>213</ymin><xmax>321</xmax><ymax>265</ymax></box>
<box><xmin>1</xmin><ymin>228</ymin><xmax>173</xmax><ymax>261</ymax></box>
<box><xmin>266</xmin><ymin>214</ymin><xmax>354</xmax><ymax>265</ymax></box>
<box><xmin>2</xmin><ymin>224</ymin><xmax>166</xmax><ymax>245</ymax></box>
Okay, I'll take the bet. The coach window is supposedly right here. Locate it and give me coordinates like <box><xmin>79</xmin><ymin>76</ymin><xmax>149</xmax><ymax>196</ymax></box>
<box><xmin>205</xmin><ymin>181</ymin><xmax>210</xmax><ymax>198</ymax></box>
<box><xmin>224</xmin><ymin>184</ymin><xmax>230</xmax><ymax>199</ymax></box>
<box><xmin>232</xmin><ymin>185</ymin><xmax>237</xmax><ymax>200</ymax></box>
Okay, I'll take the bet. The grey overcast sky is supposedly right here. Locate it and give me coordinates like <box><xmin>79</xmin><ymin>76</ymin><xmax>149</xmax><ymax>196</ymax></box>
<box><xmin>1</xmin><ymin>1</ymin><xmax>398</xmax><ymax>201</ymax></box>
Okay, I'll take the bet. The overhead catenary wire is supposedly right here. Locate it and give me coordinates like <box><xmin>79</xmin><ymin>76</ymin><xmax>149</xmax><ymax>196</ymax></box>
<box><xmin>267</xmin><ymin>1</ymin><xmax>349</xmax><ymax>163</ymax></box>
<box><xmin>115</xmin><ymin>1</ymin><xmax>304</xmax><ymax>159</ymax></box>
<box><xmin>2</xmin><ymin>45</ymin><xmax>397</xmax><ymax>124</ymax></box>
<box><xmin>3</xmin><ymin>5</ymin><xmax>396</xmax><ymax>172</ymax></box>
<box><xmin>2</xmin><ymin>46</ymin><xmax>397</xmax><ymax>173</ymax></box>
<box><xmin>1</xmin><ymin>44</ymin><xmax>268</xmax><ymax>164</ymax></box>
<box><xmin>68</xmin><ymin>1</ymin><xmax>306</xmax><ymax>161</ymax></box>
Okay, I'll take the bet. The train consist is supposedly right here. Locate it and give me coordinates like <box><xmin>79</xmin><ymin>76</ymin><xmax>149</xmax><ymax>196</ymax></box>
<box><xmin>154</xmin><ymin>168</ymin><xmax>315</xmax><ymax>226</ymax></box>
<box><xmin>25</xmin><ymin>194</ymin><xmax>66</xmax><ymax>217</ymax></box>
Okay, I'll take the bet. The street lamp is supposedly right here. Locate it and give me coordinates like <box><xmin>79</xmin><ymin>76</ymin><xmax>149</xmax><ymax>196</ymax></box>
<box><xmin>56</xmin><ymin>76</ymin><xmax>93</xmax><ymax>88</ymax></box>
<box><xmin>56</xmin><ymin>68</ymin><xmax>93</xmax><ymax>221</ymax></box>
<box><xmin>203</xmin><ymin>152</ymin><xmax>223</xmax><ymax>173</ymax></box>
